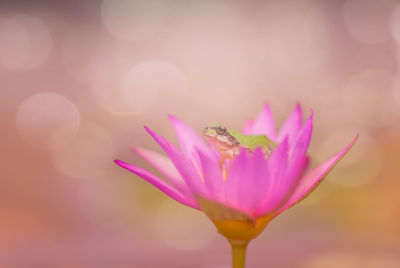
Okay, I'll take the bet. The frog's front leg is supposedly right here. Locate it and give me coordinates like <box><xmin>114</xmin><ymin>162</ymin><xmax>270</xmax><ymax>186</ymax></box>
<box><xmin>218</xmin><ymin>146</ymin><xmax>239</xmax><ymax>166</ymax></box>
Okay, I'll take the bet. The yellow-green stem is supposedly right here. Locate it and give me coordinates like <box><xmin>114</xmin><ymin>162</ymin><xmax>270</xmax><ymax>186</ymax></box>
<box><xmin>230</xmin><ymin>240</ymin><xmax>248</xmax><ymax>268</ymax></box>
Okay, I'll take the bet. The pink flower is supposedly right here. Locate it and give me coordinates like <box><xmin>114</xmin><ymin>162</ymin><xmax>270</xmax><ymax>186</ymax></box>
<box><xmin>115</xmin><ymin>103</ymin><xmax>357</xmax><ymax>242</ymax></box>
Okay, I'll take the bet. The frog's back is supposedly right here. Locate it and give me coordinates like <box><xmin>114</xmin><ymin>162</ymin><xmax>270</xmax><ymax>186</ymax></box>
<box><xmin>229</xmin><ymin>129</ymin><xmax>276</xmax><ymax>151</ymax></box>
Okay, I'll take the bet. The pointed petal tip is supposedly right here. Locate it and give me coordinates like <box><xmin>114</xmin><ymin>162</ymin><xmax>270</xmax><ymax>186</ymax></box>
<box><xmin>295</xmin><ymin>103</ymin><xmax>302</xmax><ymax>113</ymax></box>
<box><xmin>347</xmin><ymin>133</ymin><xmax>359</xmax><ymax>149</ymax></box>
<box><xmin>300</xmin><ymin>112</ymin><xmax>313</xmax><ymax>128</ymax></box>
<box><xmin>251</xmin><ymin>146</ymin><xmax>266</xmax><ymax>160</ymax></box>
<box><xmin>131</xmin><ymin>145</ymin><xmax>140</xmax><ymax>153</ymax></box>
<box><xmin>144</xmin><ymin>125</ymin><xmax>157</xmax><ymax>139</ymax></box>
<box><xmin>113</xmin><ymin>159</ymin><xmax>200</xmax><ymax>209</ymax></box>
<box><xmin>114</xmin><ymin>159</ymin><xmax>125</xmax><ymax>167</ymax></box>
<box><xmin>342</xmin><ymin>134</ymin><xmax>359</xmax><ymax>159</ymax></box>
<box><xmin>336</xmin><ymin>133</ymin><xmax>358</xmax><ymax>154</ymax></box>
<box><xmin>131</xmin><ymin>146</ymin><xmax>148</xmax><ymax>156</ymax></box>
<box><xmin>144</xmin><ymin>125</ymin><xmax>156</xmax><ymax>136</ymax></box>
<box><xmin>263</xmin><ymin>101</ymin><xmax>272</xmax><ymax>111</ymax></box>
<box><xmin>275</xmin><ymin>135</ymin><xmax>289</xmax><ymax>152</ymax></box>
<box><xmin>308</xmin><ymin>133</ymin><xmax>359</xmax><ymax>184</ymax></box>
<box><xmin>167</xmin><ymin>114</ymin><xmax>177</xmax><ymax>121</ymax></box>
<box><xmin>275</xmin><ymin>133</ymin><xmax>358</xmax><ymax>215</ymax></box>
<box><xmin>168</xmin><ymin>114</ymin><xmax>186</xmax><ymax>128</ymax></box>
<box><xmin>303</xmin><ymin>110</ymin><xmax>313</xmax><ymax>127</ymax></box>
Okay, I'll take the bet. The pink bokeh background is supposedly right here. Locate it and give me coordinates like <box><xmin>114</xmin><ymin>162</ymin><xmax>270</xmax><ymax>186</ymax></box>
<box><xmin>1</xmin><ymin>0</ymin><xmax>400</xmax><ymax>267</ymax></box>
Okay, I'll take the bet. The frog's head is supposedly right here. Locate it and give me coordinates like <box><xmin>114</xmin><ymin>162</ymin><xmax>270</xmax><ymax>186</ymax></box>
<box><xmin>203</xmin><ymin>125</ymin><xmax>228</xmax><ymax>138</ymax></box>
<box><xmin>203</xmin><ymin>124</ymin><xmax>240</xmax><ymax>147</ymax></box>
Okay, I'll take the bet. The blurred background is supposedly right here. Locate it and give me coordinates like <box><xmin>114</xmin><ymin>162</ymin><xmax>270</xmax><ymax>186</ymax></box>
<box><xmin>1</xmin><ymin>0</ymin><xmax>400</xmax><ymax>267</ymax></box>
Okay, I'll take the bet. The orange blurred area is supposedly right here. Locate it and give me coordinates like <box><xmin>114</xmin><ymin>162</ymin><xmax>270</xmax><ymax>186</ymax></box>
<box><xmin>1</xmin><ymin>0</ymin><xmax>400</xmax><ymax>267</ymax></box>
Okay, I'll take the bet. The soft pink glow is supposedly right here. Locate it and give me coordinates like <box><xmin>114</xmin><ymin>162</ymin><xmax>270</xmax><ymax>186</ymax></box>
<box><xmin>0</xmin><ymin>15</ymin><xmax>52</xmax><ymax>70</ymax></box>
<box><xmin>16</xmin><ymin>92</ymin><xmax>80</xmax><ymax>149</ymax></box>
<box><xmin>343</xmin><ymin>0</ymin><xmax>395</xmax><ymax>44</ymax></box>
<box><xmin>2</xmin><ymin>1</ymin><xmax>399</xmax><ymax>266</ymax></box>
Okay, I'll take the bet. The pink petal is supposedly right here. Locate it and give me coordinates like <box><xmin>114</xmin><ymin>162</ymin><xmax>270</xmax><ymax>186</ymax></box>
<box><xmin>132</xmin><ymin>146</ymin><xmax>188</xmax><ymax>192</ymax></box>
<box><xmin>289</xmin><ymin>112</ymin><xmax>313</xmax><ymax>163</ymax></box>
<box><xmin>275</xmin><ymin>156</ymin><xmax>310</xmax><ymax>209</ymax></box>
<box><xmin>277</xmin><ymin>103</ymin><xmax>303</xmax><ymax>143</ymax></box>
<box><xmin>168</xmin><ymin>115</ymin><xmax>215</xmax><ymax>168</ymax></box>
<box><xmin>242</xmin><ymin>119</ymin><xmax>254</xmax><ymax>134</ymax></box>
<box><xmin>238</xmin><ymin>148</ymin><xmax>270</xmax><ymax>215</ymax></box>
<box><xmin>256</xmin><ymin>135</ymin><xmax>312</xmax><ymax>216</ymax></box>
<box><xmin>243</xmin><ymin>103</ymin><xmax>277</xmax><ymax>140</ymax></box>
<box><xmin>278</xmin><ymin>134</ymin><xmax>359</xmax><ymax>214</ymax></box>
<box><xmin>197</xmin><ymin>149</ymin><xmax>225</xmax><ymax>203</ymax></box>
<box><xmin>224</xmin><ymin>148</ymin><xmax>248</xmax><ymax>210</ymax></box>
<box><xmin>224</xmin><ymin>148</ymin><xmax>270</xmax><ymax>215</ymax></box>
<box><xmin>114</xmin><ymin>160</ymin><xmax>199</xmax><ymax>209</ymax></box>
<box><xmin>144</xmin><ymin>126</ymin><xmax>207</xmax><ymax>197</ymax></box>
<box><xmin>268</xmin><ymin>137</ymin><xmax>289</xmax><ymax>185</ymax></box>
<box><xmin>256</xmin><ymin>156</ymin><xmax>309</xmax><ymax>217</ymax></box>
<box><xmin>255</xmin><ymin>138</ymin><xmax>289</xmax><ymax>215</ymax></box>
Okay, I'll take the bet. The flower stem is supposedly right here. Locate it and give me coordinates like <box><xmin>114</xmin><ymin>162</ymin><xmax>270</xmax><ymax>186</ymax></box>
<box><xmin>230</xmin><ymin>240</ymin><xmax>249</xmax><ymax>268</ymax></box>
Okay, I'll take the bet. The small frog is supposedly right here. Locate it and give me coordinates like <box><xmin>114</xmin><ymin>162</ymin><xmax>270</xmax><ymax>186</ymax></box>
<box><xmin>203</xmin><ymin>125</ymin><xmax>241</xmax><ymax>160</ymax></box>
<box><xmin>203</xmin><ymin>124</ymin><xmax>276</xmax><ymax>161</ymax></box>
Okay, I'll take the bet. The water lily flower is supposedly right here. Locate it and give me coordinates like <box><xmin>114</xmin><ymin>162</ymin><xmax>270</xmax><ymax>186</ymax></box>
<box><xmin>114</xmin><ymin>103</ymin><xmax>357</xmax><ymax>268</ymax></box>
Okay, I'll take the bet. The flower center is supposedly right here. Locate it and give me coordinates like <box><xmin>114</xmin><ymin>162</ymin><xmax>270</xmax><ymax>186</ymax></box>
<box><xmin>197</xmin><ymin>197</ymin><xmax>274</xmax><ymax>243</ymax></box>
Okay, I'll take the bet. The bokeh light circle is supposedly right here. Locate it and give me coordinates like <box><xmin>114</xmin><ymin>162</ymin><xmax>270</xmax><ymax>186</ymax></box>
<box><xmin>342</xmin><ymin>0</ymin><xmax>395</xmax><ymax>44</ymax></box>
<box><xmin>391</xmin><ymin>5</ymin><xmax>400</xmax><ymax>44</ymax></box>
<box><xmin>316</xmin><ymin>129</ymin><xmax>367</xmax><ymax>168</ymax></box>
<box><xmin>318</xmin><ymin>129</ymin><xmax>382</xmax><ymax>187</ymax></box>
<box><xmin>16</xmin><ymin>92</ymin><xmax>80</xmax><ymax>149</ymax></box>
<box><xmin>95</xmin><ymin>59</ymin><xmax>188</xmax><ymax>116</ymax></box>
<box><xmin>339</xmin><ymin>69</ymin><xmax>398</xmax><ymax>128</ymax></box>
<box><xmin>121</xmin><ymin>60</ymin><xmax>188</xmax><ymax>114</ymax></box>
<box><xmin>0</xmin><ymin>15</ymin><xmax>52</xmax><ymax>70</ymax></box>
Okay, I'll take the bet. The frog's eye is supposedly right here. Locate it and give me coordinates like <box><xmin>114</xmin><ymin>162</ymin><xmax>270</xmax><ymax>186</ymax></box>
<box><xmin>215</xmin><ymin>125</ymin><xmax>227</xmax><ymax>135</ymax></box>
